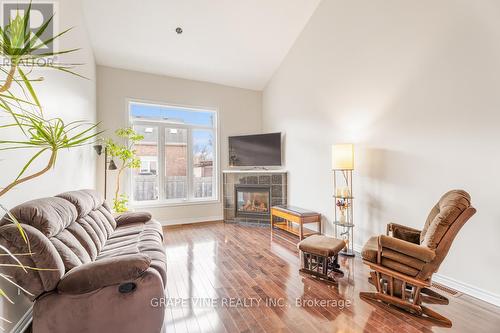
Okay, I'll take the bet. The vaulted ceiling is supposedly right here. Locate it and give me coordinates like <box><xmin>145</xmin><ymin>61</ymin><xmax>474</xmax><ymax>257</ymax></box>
<box><xmin>82</xmin><ymin>0</ymin><xmax>320</xmax><ymax>90</ymax></box>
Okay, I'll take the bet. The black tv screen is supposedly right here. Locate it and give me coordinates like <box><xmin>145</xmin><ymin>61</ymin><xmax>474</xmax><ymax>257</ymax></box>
<box><xmin>229</xmin><ymin>133</ymin><xmax>282</xmax><ymax>167</ymax></box>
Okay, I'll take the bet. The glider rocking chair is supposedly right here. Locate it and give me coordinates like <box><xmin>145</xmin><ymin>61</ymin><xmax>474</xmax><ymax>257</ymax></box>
<box><xmin>360</xmin><ymin>190</ymin><xmax>476</xmax><ymax>327</ymax></box>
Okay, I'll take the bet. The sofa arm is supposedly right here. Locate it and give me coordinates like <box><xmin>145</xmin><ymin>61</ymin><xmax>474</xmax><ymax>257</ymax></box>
<box><xmin>115</xmin><ymin>211</ymin><xmax>152</xmax><ymax>225</ymax></box>
<box><xmin>379</xmin><ymin>235</ymin><xmax>435</xmax><ymax>263</ymax></box>
<box><xmin>386</xmin><ymin>222</ymin><xmax>421</xmax><ymax>244</ymax></box>
<box><xmin>57</xmin><ymin>254</ymin><xmax>151</xmax><ymax>294</ymax></box>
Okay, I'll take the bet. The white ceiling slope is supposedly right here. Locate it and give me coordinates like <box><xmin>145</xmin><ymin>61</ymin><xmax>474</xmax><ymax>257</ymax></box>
<box><xmin>82</xmin><ymin>0</ymin><xmax>320</xmax><ymax>90</ymax></box>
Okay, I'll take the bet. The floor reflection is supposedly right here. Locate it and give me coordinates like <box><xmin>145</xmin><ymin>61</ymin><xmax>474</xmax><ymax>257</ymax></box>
<box><xmin>163</xmin><ymin>222</ymin><xmax>500</xmax><ymax>333</ymax></box>
<box><xmin>165</xmin><ymin>237</ymin><xmax>223</xmax><ymax>332</ymax></box>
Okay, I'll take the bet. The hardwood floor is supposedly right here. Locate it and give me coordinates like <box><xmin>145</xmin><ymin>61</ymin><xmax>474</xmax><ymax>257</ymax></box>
<box><xmin>162</xmin><ymin>222</ymin><xmax>500</xmax><ymax>333</ymax></box>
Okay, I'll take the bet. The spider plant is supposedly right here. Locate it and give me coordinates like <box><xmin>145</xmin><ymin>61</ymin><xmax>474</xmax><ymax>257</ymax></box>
<box><xmin>0</xmin><ymin>2</ymin><xmax>101</xmax><ymax>324</ymax></box>
<box><xmin>0</xmin><ymin>0</ymin><xmax>102</xmax><ymax>190</ymax></box>
<box><xmin>0</xmin><ymin>0</ymin><xmax>100</xmax><ymax>198</ymax></box>
<box><xmin>0</xmin><ymin>2</ymin><xmax>83</xmax><ymax>107</ymax></box>
<box><xmin>0</xmin><ymin>107</ymin><xmax>101</xmax><ymax>197</ymax></box>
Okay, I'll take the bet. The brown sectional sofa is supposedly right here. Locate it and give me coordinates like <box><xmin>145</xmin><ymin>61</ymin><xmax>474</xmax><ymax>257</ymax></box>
<box><xmin>0</xmin><ymin>189</ymin><xmax>166</xmax><ymax>333</ymax></box>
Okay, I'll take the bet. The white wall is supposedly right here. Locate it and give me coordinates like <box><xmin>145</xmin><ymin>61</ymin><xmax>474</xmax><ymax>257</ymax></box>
<box><xmin>97</xmin><ymin>66</ymin><xmax>262</xmax><ymax>223</ymax></box>
<box><xmin>263</xmin><ymin>0</ymin><xmax>500</xmax><ymax>302</ymax></box>
<box><xmin>1</xmin><ymin>1</ymin><xmax>96</xmax><ymax>209</ymax></box>
<box><xmin>0</xmin><ymin>0</ymin><xmax>96</xmax><ymax>330</ymax></box>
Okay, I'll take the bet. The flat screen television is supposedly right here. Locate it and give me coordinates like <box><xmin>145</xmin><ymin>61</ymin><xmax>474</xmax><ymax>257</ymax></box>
<box><xmin>229</xmin><ymin>133</ymin><xmax>282</xmax><ymax>167</ymax></box>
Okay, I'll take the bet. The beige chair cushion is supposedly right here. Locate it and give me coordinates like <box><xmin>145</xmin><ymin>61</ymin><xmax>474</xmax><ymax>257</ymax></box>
<box><xmin>362</xmin><ymin>236</ymin><xmax>428</xmax><ymax>277</ymax></box>
<box><xmin>379</xmin><ymin>235</ymin><xmax>435</xmax><ymax>263</ymax></box>
<box><xmin>420</xmin><ymin>190</ymin><xmax>471</xmax><ymax>249</ymax></box>
<box><xmin>380</xmin><ymin>258</ymin><xmax>419</xmax><ymax>277</ymax></box>
<box><xmin>298</xmin><ymin>235</ymin><xmax>345</xmax><ymax>257</ymax></box>
<box><xmin>381</xmin><ymin>249</ymin><xmax>427</xmax><ymax>271</ymax></box>
<box><xmin>361</xmin><ymin>236</ymin><xmax>378</xmax><ymax>263</ymax></box>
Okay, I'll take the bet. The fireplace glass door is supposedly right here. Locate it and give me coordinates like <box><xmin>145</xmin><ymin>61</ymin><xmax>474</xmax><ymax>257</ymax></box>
<box><xmin>236</xmin><ymin>186</ymin><xmax>270</xmax><ymax>217</ymax></box>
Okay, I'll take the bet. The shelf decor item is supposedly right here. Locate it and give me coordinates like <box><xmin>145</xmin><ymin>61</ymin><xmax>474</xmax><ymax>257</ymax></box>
<box><xmin>332</xmin><ymin>144</ymin><xmax>355</xmax><ymax>256</ymax></box>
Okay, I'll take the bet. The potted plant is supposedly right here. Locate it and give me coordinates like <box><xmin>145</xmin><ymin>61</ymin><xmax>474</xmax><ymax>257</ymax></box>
<box><xmin>105</xmin><ymin>128</ymin><xmax>144</xmax><ymax>213</ymax></box>
<box><xmin>0</xmin><ymin>2</ymin><xmax>100</xmax><ymax>322</ymax></box>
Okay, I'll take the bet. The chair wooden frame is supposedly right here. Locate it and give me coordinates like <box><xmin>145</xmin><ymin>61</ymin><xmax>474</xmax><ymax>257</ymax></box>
<box><xmin>360</xmin><ymin>206</ymin><xmax>476</xmax><ymax>327</ymax></box>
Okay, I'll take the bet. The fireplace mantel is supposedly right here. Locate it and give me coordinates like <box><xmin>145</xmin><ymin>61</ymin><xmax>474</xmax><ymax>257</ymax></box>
<box><xmin>223</xmin><ymin>171</ymin><xmax>287</xmax><ymax>225</ymax></box>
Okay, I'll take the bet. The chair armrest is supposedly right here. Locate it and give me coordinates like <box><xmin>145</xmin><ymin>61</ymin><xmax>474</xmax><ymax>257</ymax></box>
<box><xmin>115</xmin><ymin>212</ymin><xmax>152</xmax><ymax>225</ymax></box>
<box><xmin>379</xmin><ymin>235</ymin><xmax>435</xmax><ymax>263</ymax></box>
<box><xmin>57</xmin><ymin>254</ymin><xmax>151</xmax><ymax>294</ymax></box>
<box><xmin>386</xmin><ymin>222</ymin><xmax>421</xmax><ymax>244</ymax></box>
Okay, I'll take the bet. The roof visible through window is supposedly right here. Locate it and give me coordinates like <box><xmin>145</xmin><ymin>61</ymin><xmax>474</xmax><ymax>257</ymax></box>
<box><xmin>130</xmin><ymin>102</ymin><xmax>214</xmax><ymax>127</ymax></box>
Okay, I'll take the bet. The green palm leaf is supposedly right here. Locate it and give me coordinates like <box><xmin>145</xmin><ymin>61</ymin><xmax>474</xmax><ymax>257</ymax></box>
<box><xmin>14</xmin><ymin>148</ymin><xmax>49</xmax><ymax>181</ymax></box>
<box><xmin>17</xmin><ymin>67</ymin><xmax>41</xmax><ymax>109</ymax></box>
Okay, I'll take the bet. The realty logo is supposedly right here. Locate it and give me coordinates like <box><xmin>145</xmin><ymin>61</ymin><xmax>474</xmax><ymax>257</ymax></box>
<box><xmin>2</xmin><ymin>1</ymin><xmax>57</xmax><ymax>55</ymax></box>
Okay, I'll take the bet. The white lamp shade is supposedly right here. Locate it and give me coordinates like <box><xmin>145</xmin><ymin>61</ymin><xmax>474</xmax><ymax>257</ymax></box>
<box><xmin>332</xmin><ymin>144</ymin><xmax>354</xmax><ymax>170</ymax></box>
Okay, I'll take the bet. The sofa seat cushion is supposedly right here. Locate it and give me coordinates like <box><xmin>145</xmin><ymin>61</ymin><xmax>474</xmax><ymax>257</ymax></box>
<box><xmin>97</xmin><ymin>219</ymin><xmax>166</xmax><ymax>286</ymax></box>
<box><xmin>109</xmin><ymin>219</ymin><xmax>163</xmax><ymax>239</ymax></box>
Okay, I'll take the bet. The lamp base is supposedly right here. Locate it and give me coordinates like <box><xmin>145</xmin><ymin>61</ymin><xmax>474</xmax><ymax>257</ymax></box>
<box><xmin>339</xmin><ymin>249</ymin><xmax>355</xmax><ymax>257</ymax></box>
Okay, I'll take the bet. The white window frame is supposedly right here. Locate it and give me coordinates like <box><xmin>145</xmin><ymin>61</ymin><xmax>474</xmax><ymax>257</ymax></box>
<box><xmin>128</xmin><ymin>99</ymin><xmax>219</xmax><ymax>208</ymax></box>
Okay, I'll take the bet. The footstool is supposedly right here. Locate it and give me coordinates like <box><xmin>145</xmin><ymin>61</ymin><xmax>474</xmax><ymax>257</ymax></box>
<box><xmin>297</xmin><ymin>235</ymin><xmax>346</xmax><ymax>283</ymax></box>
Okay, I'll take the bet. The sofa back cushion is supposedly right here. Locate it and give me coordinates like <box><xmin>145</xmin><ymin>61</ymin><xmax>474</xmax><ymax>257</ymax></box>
<box><xmin>3</xmin><ymin>197</ymin><xmax>77</xmax><ymax>237</ymax></box>
<box><xmin>420</xmin><ymin>190</ymin><xmax>471</xmax><ymax>249</ymax></box>
<box><xmin>1</xmin><ymin>190</ymin><xmax>116</xmax><ymax>272</ymax></box>
<box><xmin>57</xmin><ymin>190</ymin><xmax>116</xmax><ymax>257</ymax></box>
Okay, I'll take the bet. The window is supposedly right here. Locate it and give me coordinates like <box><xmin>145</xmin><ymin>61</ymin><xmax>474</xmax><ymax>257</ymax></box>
<box><xmin>129</xmin><ymin>101</ymin><xmax>217</xmax><ymax>205</ymax></box>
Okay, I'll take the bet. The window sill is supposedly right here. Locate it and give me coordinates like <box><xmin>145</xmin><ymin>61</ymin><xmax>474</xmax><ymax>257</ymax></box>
<box><xmin>131</xmin><ymin>198</ymin><xmax>220</xmax><ymax>209</ymax></box>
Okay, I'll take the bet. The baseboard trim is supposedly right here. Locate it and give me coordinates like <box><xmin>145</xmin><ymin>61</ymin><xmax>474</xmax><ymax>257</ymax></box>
<box><xmin>353</xmin><ymin>243</ymin><xmax>500</xmax><ymax>307</ymax></box>
<box><xmin>10</xmin><ymin>305</ymin><xmax>32</xmax><ymax>333</ymax></box>
<box><xmin>159</xmin><ymin>216</ymin><xmax>223</xmax><ymax>226</ymax></box>
<box><xmin>432</xmin><ymin>274</ymin><xmax>500</xmax><ymax>307</ymax></box>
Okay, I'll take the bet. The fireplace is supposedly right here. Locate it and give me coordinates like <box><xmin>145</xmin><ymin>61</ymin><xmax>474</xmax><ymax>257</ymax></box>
<box><xmin>235</xmin><ymin>185</ymin><xmax>270</xmax><ymax>218</ymax></box>
<box><xmin>223</xmin><ymin>171</ymin><xmax>287</xmax><ymax>224</ymax></box>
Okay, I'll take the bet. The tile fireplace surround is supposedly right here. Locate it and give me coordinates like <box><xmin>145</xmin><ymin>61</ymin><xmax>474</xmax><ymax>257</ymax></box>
<box><xmin>223</xmin><ymin>170</ymin><xmax>287</xmax><ymax>224</ymax></box>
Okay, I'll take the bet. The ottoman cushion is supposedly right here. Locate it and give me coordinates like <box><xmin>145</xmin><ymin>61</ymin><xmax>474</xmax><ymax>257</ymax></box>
<box><xmin>298</xmin><ymin>235</ymin><xmax>346</xmax><ymax>257</ymax></box>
